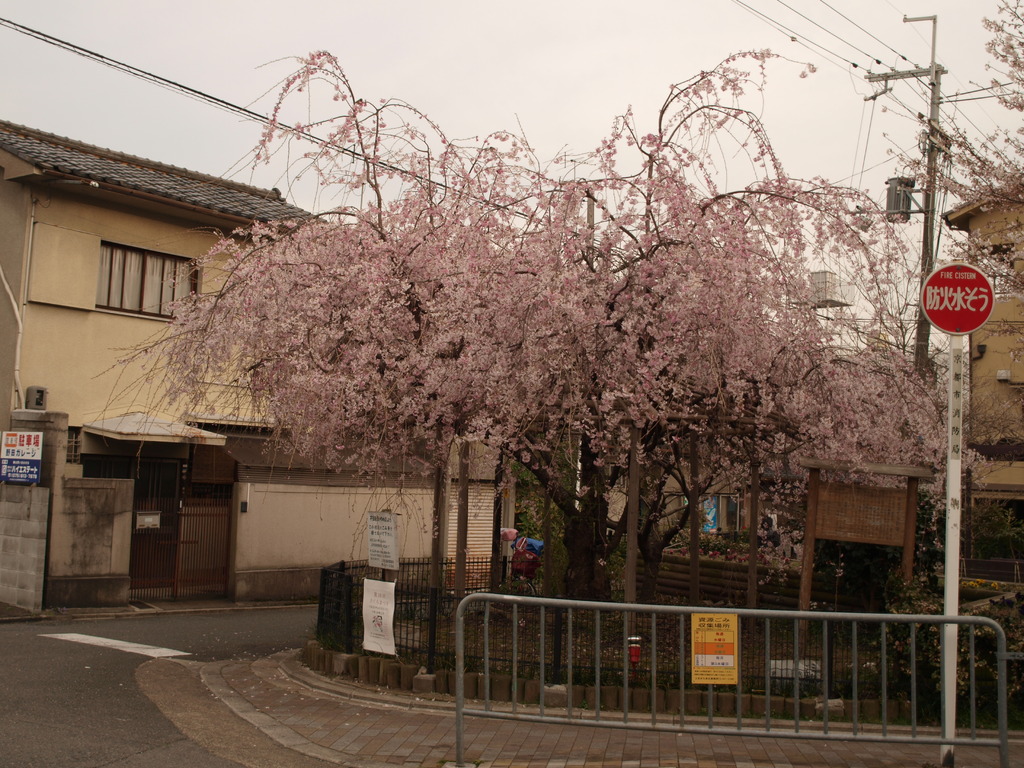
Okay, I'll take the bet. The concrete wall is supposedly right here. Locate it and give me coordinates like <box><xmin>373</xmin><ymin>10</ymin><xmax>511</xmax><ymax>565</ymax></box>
<box><xmin>230</xmin><ymin>482</ymin><xmax>435</xmax><ymax>601</ymax></box>
<box><xmin>0</xmin><ymin>484</ymin><xmax>49</xmax><ymax>611</ymax></box>
<box><xmin>45</xmin><ymin>479</ymin><xmax>134</xmax><ymax>610</ymax></box>
<box><xmin>45</xmin><ymin>477</ymin><xmax>133</xmax><ymax>608</ymax></box>
<box><xmin>12</xmin><ymin>407</ymin><xmax>133</xmax><ymax>608</ymax></box>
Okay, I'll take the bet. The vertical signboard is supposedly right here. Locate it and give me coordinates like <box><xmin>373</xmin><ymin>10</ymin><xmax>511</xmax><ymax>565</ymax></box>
<box><xmin>1</xmin><ymin>431</ymin><xmax>44</xmax><ymax>484</ymax></box>
<box><xmin>691</xmin><ymin>612</ymin><xmax>739</xmax><ymax>685</ymax></box>
<box><xmin>367</xmin><ymin>509</ymin><xmax>399</xmax><ymax>571</ymax></box>
<box><xmin>362</xmin><ymin>578</ymin><xmax>396</xmax><ymax>655</ymax></box>
<box><xmin>701</xmin><ymin>497</ymin><xmax>719</xmax><ymax>533</ymax></box>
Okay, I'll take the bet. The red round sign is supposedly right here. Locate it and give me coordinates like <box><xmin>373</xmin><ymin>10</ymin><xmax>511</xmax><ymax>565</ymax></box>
<box><xmin>921</xmin><ymin>263</ymin><xmax>994</xmax><ymax>335</ymax></box>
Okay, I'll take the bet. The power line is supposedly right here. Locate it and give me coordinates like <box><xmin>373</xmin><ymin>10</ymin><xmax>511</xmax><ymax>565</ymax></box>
<box><xmin>769</xmin><ymin>0</ymin><xmax>888</xmax><ymax>69</ymax></box>
<box><xmin>942</xmin><ymin>97</ymin><xmax>1013</xmax><ymax>163</ymax></box>
<box><xmin>0</xmin><ymin>18</ymin><xmax>265</xmax><ymax>129</ymax></box>
<box><xmin>729</xmin><ymin>0</ymin><xmax>874</xmax><ymax>72</ymax></box>
<box><xmin>737</xmin><ymin>1</ymin><xmax>958</xmax><ymax>145</ymax></box>
<box><xmin>949</xmin><ymin>81</ymin><xmax>1009</xmax><ymax>97</ymax></box>
<box><xmin>733</xmin><ymin>0</ymin><xmax>929</xmax><ymax>84</ymax></box>
<box><xmin>853</xmin><ymin>97</ymin><xmax>879</xmax><ymax>190</ymax></box>
<box><xmin>944</xmin><ymin>93</ymin><xmax>1006</xmax><ymax>104</ymax></box>
<box><xmin>0</xmin><ymin>16</ymin><xmax>429</xmax><ymax>193</ymax></box>
<box><xmin>814</xmin><ymin>0</ymin><xmax>920</xmax><ymax>69</ymax></box>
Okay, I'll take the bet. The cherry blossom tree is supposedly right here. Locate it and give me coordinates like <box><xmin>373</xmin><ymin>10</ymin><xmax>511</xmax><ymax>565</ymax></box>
<box><xmin>155</xmin><ymin>51</ymin><xmax>946</xmax><ymax>599</ymax></box>
<box><xmin>941</xmin><ymin>0</ymin><xmax>1024</xmax><ymax>276</ymax></box>
<box><xmin>949</xmin><ymin>1</ymin><xmax>1024</xmax><ymax>207</ymax></box>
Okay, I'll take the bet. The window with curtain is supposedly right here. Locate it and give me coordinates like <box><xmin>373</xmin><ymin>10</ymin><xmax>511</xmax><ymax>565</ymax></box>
<box><xmin>96</xmin><ymin>243</ymin><xmax>197</xmax><ymax>317</ymax></box>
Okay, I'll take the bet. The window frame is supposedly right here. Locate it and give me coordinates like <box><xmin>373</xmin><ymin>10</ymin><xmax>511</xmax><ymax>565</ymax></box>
<box><xmin>66</xmin><ymin>427</ymin><xmax>82</xmax><ymax>465</ymax></box>
<box><xmin>96</xmin><ymin>242</ymin><xmax>197</xmax><ymax>318</ymax></box>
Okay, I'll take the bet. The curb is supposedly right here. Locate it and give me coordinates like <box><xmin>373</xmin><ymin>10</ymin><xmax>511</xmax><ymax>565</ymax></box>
<box><xmin>0</xmin><ymin>600</ymin><xmax>316</xmax><ymax>624</ymax></box>
<box><xmin>0</xmin><ymin>612</ymin><xmax>47</xmax><ymax>624</ymax></box>
<box><xmin>198</xmin><ymin>654</ymin><xmax>404</xmax><ymax>768</ymax></box>
<box><xmin>278</xmin><ymin>650</ymin><xmax>458</xmax><ymax>713</ymax></box>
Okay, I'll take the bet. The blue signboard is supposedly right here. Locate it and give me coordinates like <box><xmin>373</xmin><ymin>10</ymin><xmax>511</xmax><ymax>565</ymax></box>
<box><xmin>702</xmin><ymin>497</ymin><xmax>719</xmax><ymax>533</ymax></box>
<box><xmin>1</xmin><ymin>431</ymin><xmax>43</xmax><ymax>484</ymax></box>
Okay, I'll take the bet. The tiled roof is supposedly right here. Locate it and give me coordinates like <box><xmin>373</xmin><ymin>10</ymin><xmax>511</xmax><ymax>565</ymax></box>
<box><xmin>0</xmin><ymin>119</ymin><xmax>307</xmax><ymax>222</ymax></box>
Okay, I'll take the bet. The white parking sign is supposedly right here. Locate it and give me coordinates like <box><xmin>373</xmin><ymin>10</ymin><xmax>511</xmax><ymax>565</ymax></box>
<box><xmin>1</xmin><ymin>431</ymin><xmax>43</xmax><ymax>484</ymax></box>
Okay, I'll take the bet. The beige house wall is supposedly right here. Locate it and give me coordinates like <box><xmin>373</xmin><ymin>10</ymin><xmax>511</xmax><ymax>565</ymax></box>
<box><xmin>230</xmin><ymin>482</ymin><xmax>435</xmax><ymax>601</ymax></box>
<box><xmin>949</xmin><ymin>202</ymin><xmax>1024</xmax><ymax>498</ymax></box>
<box><xmin>21</xmin><ymin>303</ymin><xmax>183</xmax><ymax>426</ymax></box>
<box><xmin>18</xmin><ymin>192</ymin><xmax>230</xmax><ymax>427</ymax></box>
<box><xmin>972</xmin><ymin>461</ymin><xmax>1024</xmax><ymax>498</ymax></box>
<box><xmin>976</xmin><ymin>462</ymin><xmax>1024</xmax><ymax>486</ymax></box>
<box><xmin>970</xmin><ymin>290</ymin><xmax>1024</xmax><ymax>444</ymax></box>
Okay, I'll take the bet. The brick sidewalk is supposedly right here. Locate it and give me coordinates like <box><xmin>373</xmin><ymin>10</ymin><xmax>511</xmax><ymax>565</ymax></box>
<box><xmin>199</xmin><ymin>650</ymin><xmax>1018</xmax><ymax>768</ymax></box>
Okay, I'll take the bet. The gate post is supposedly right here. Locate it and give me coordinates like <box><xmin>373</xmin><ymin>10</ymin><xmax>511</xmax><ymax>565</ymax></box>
<box><xmin>340</xmin><ymin>571</ymin><xmax>355</xmax><ymax>654</ymax></box>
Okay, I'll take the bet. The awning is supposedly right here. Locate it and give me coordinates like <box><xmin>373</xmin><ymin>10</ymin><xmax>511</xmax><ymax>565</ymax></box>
<box><xmin>222</xmin><ymin>435</ymin><xmax>284</xmax><ymax>467</ymax></box>
<box><xmin>82</xmin><ymin>412</ymin><xmax>226</xmax><ymax>446</ymax></box>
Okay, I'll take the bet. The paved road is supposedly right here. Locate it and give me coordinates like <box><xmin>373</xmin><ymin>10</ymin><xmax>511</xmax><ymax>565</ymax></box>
<box><xmin>0</xmin><ymin>605</ymin><xmax>328</xmax><ymax>768</ymax></box>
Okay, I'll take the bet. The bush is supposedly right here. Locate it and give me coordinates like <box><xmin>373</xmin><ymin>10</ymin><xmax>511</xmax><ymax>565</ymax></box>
<box><xmin>971</xmin><ymin>502</ymin><xmax>1024</xmax><ymax>560</ymax></box>
<box><xmin>966</xmin><ymin>591</ymin><xmax>1024</xmax><ymax>713</ymax></box>
<box><xmin>887</xmin><ymin>574</ymin><xmax>1024</xmax><ymax>724</ymax></box>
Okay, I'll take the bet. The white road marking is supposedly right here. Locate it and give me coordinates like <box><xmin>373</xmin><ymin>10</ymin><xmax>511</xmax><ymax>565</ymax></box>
<box><xmin>40</xmin><ymin>633</ymin><xmax>191</xmax><ymax>658</ymax></box>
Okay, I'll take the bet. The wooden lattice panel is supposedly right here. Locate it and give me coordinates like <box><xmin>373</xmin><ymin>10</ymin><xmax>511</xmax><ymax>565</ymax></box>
<box><xmin>816</xmin><ymin>482</ymin><xmax>906</xmax><ymax>546</ymax></box>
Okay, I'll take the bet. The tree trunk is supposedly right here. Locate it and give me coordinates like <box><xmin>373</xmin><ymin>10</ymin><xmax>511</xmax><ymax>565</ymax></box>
<box><xmin>638</xmin><ymin>548</ymin><xmax>663</xmax><ymax>602</ymax></box>
<box><xmin>561</xmin><ymin>435</ymin><xmax>611</xmax><ymax>599</ymax></box>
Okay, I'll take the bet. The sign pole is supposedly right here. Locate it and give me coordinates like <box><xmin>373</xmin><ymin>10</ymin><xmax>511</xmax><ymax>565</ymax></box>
<box><xmin>919</xmin><ymin>262</ymin><xmax>994</xmax><ymax>768</ymax></box>
<box><xmin>940</xmin><ymin>332</ymin><xmax>964</xmax><ymax>768</ymax></box>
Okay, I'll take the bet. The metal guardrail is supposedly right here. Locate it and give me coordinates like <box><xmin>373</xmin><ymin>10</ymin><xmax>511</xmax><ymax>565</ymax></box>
<box><xmin>454</xmin><ymin>594</ymin><xmax>1010</xmax><ymax>768</ymax></box>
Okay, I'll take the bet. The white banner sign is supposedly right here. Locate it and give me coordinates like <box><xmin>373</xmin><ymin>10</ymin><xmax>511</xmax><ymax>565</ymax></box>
<box><xmin>362</xmin><ymin>578</ymin><xmax>396</xmax><ymax>656</ymax></box>
<box><xmin>367</xmin><ymin>510</ymin><xmax>399</xmax><ymax>570</ymax></box>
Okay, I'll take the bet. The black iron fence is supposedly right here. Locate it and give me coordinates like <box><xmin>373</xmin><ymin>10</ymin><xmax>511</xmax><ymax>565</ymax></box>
<box><xmin>317</xmin><ymin>557</ymin><xmax>509</xmax><ymax>672</ymax></box>
<box><xmin>318</xmin><ymin>556</ymin><xmax>864</xmax><ymax>687</ymax></box>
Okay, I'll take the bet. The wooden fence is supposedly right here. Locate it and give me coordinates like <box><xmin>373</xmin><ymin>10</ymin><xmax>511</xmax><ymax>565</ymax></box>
<box><xmin>652</xmin><ymin>554</ymin><xmax>867</xmax><ymax>612</ymax></box>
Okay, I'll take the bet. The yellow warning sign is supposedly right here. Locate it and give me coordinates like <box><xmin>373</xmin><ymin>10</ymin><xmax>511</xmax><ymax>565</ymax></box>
<box><xmin>691</xmin><ymin>612</ymin><xmax>739</xmax><ymax>685</ymax></box>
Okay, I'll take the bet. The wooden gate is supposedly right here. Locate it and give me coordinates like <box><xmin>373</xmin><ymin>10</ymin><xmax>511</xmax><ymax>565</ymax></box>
<box><xmin>129</xmin><ymin>497</ymin><xmax>232</xmax><ymax>601</ymax></box>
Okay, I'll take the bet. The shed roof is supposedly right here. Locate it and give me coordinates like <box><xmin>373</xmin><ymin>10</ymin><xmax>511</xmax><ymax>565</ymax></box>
<box><xmin>83</xmin><ymin>412</ymin><xmax>226</xmax><ymax>446</ymax></box>
<box><xmin>0</xmin><ymin>119</ymin><xmax>307</xmax><ymax>222</ymax></box>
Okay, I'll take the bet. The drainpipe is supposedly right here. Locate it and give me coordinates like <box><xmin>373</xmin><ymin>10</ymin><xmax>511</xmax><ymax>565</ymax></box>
<box><xmin>2</xmin><ymin>196</ymin><xmax>36</xmax><ymax>412</ymax></box>
<box><xmin>0</xmin><ymin>256</ymin><xmax>23</xmax><ymax>410</ymax></box>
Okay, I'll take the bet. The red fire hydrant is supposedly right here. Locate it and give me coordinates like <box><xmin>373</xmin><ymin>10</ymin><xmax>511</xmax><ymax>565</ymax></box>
<box><xmin>628</xmin><ymin>635</ymin><xmax>641</xmax><ymax>681</ymax></box>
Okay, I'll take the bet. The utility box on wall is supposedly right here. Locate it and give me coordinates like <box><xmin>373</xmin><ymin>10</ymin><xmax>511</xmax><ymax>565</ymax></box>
<box><xmin>25</xmin><ymin>386</ymin><xmax>47</xmax><ymax>410</ymax></box>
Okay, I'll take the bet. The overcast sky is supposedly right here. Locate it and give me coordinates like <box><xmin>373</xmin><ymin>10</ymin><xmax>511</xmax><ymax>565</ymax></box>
<box><xmin>0</xmin><ymin>0</ymin><xmax>1012</xmax><ymax>214</ymax></box>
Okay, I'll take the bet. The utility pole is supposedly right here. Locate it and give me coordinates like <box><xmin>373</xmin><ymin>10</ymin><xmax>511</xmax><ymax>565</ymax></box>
<box><xmin>868</xmin><ymin>18</ymin><xmax>961</xmax><ymax>768</ymax></box>
<box><xmin>867</xmin><ymin>15</ymin><xmax>947</xmax><ymax>375</ymax></box>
